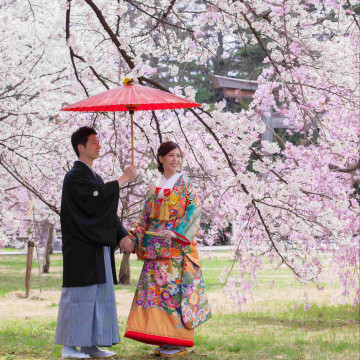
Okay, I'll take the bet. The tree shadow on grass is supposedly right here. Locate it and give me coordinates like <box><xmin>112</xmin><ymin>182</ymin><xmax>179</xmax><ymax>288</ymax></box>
<box><xmin>238</xmin><ymin>314</ymin><xmax>359</xmax><ymax>331</ymax></box>
<box><xmin>211</xmin><ymin>304</ymin><xmax>360</xmax><ymax>332</ymax></box>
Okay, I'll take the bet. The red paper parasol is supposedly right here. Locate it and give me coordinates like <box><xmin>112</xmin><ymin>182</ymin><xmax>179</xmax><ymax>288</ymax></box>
<box><xmin>61</xmin><ymin>79</ymin><xmax>201</xmax><ymax>164</ymax></box>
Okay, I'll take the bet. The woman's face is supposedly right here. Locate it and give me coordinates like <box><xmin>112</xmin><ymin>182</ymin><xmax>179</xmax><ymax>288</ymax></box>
<box><xmin>159</xmin><ymin>147</ymin><xmax>182</xmax><ymax>174</ymax></box>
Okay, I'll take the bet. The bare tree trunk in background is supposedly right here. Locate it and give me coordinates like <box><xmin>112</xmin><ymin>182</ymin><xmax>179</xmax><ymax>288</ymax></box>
<box><xmin>43</xmin><ymin>223</ymin><xmax>54</xmax><ymax>273</ymax></box>
<box><xmin>119</xmin><ymin>253</ymin><xmax>131</xmax><ymax>285</ymax></box>
<box><xmin>25</xmin><ymin>241</ymin><xmax>35</xmax><ymax>298</ymax></box>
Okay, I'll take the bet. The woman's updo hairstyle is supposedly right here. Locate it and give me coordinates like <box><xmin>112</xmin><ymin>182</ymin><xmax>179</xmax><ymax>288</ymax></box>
<box><xmin>157</xmin><ymin>141</ymin><xmax>182</xmax><ymax>173</ymax></box>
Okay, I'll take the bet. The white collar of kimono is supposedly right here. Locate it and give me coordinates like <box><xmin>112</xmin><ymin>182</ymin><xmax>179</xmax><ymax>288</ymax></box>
<box><xmin>156</xmin><ymin>173</ymin><xmax>182</xmax><ymax>199</ymax></box>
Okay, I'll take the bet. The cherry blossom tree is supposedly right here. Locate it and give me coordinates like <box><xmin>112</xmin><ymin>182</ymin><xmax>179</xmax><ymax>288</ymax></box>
<box><xmin>1</xmin><ymin>0</ymin><xmax>359</xmax><ymax>307</ymax></box>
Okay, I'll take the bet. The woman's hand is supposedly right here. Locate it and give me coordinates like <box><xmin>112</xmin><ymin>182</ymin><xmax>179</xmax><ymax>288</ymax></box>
<box><xmin>160</xmin><ymin>230</ymin><xmax>177</xmax><ymax>241</ymax></box>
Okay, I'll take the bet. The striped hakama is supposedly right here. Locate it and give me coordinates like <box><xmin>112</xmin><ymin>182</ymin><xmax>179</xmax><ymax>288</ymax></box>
<box><xmin>55</xmin><ymin>247</ymin><xmax>120</xmax><ymax>347</ymax></box>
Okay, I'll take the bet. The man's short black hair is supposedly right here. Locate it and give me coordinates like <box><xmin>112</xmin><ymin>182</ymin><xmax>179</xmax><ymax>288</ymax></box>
<box><xmin>71</xmin><ymin>126</ymin><xmax>97</xmax><ymax>158</ymax></box>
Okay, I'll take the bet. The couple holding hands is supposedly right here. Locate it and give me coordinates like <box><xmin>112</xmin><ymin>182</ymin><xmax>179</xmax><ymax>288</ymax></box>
<box><xmin>55</xmin><ymin>126</ymin><xmax>211</xmax><ymax>358</ymax></box>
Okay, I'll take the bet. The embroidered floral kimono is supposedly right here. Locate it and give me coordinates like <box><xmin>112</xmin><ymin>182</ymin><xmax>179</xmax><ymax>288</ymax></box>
<box><xmin>124</xmin><ymin>173</ymin><xmax>211</xmax><ymax>347</ymax></box>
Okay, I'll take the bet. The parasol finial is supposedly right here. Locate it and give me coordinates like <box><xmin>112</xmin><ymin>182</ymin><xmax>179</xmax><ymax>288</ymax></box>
<box><xmin>123</xmin><ymin>77</ymin><xmax>133</xmax><ymax>85</ymax></box>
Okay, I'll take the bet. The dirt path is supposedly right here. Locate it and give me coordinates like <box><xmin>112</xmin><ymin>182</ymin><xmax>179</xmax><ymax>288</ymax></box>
<box><xmin>0</xmin><ymin>290</ymin><xmax>134</xmax><ymax>319</ymax></box>
<box><xmin>0</xmin><ymin>283</ymin><xmax>351</xmax><ymax>320</ymax></box>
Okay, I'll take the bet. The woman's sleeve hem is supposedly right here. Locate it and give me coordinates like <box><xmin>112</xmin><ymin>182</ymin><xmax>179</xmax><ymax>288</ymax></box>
<box><xmin>172</xmin><ymin>231</ymin><xmax>191</xmax><ymax>245</ymax></box>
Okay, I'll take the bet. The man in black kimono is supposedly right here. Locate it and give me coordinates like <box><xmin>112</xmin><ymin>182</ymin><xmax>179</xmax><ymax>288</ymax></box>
<box><xmin>55</xmin><ymin>126</ymin><xmax>136</xmax><ymax>359</ymax></box>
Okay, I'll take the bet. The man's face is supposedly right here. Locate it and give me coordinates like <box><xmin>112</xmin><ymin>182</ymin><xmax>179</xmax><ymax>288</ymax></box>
<box><xmin>78</xmin><ymin>134</ymin><xmax>101</xmax><ymax>160</ymax></box>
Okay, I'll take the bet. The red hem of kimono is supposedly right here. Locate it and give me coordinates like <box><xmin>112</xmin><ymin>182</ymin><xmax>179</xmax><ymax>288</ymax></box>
<box><xmin>124</xmin><ymin>331</ymin><xmax>193</xmax><ymax>347</ymax></box>
<box><xmin>172</xmin><ymin>232</ymin><xmax>191</xmax><ymax>245</ymax></box>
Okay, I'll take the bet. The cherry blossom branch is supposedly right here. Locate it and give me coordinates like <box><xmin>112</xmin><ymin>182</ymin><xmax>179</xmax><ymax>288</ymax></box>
<box><xmin>329</xmin><ymin>159</ymin><xmax>360</xmax><ymax>173</ymax></box>
<box><xmin>66</xmin><ymin>0</ymin><xmax>89</xmax><ymax>97</ymax></box>
<box><xmin>0</xmin><ymin>142</ymin><xmax>30</xmax><ymax>161</ymax></box>
<box><xmin>251</xmin><ymin>199</ymin><xmax>310</xmax><ymax>280</ymax></box>
<box><xmin>257</xmin><ymin>199</ymin><xmax>330</xmax><ymax>233</ymax></box>
<box><xmin>237</xmin><ymin>1</ymin><xmax>327</xmax><ymax>132</ymax></box>
<box><xmin>149</xmin><ymin>0</ymin><xmax>177</xmax><ymax>33</ymax></box>
<box><xmin>124</xmin><ymin>0</ymin><xmax>192</xmax><ymax>33</ymax></box>
<box><xmin>346</xmin><ymin>0</ymin><xmax>360</xmax><ymax>31</ymax></box>
<box><xmin>174</xmin><ymin>110</ymin><xmax>214</xmax><ymax>182</ymax></box>
<box><xmin>150</xmin><ymin>111</ymin><xmax>163</xmax><ymax>144</ymax></box>
<box><xmin>84</xmin><ymin>0</ymin><xmax>135</xmax><ymax>69</ymax></box>
<box><xmin>0</xmin><ymin>157</ymin><xmax>59</xmax><ymax>215</ymax></box>
<box><xmin>84</xmin><ymin>0</ymin><xmax>195</xmax><ymax>95</ymax></box>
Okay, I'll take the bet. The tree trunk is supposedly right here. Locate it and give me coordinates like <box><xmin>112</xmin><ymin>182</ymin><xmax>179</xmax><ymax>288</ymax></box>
<box><xmin>118</xmin><ymin>253</ymin><xmax>131</xmax><ymax>285</ymax></box>
<box><xmin>43</xmin><ymin>223</ymin><xmax>54</xmax><ymax>273</ymax></box>
<box><xmin>25</xmin><ymin>241</ymin><xmax>35</xmax><ymax>298</ymax></box>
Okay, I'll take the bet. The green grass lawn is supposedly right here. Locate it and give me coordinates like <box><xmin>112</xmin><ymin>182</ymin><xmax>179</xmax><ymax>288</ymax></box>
<box><xmin>0</xmin><ymin>248</ymin><xmax>19</xmax><ymax>252</ymax></box>
<box><xmin>0</xmin><ymin>253</ymin><xmax>312</xmax><ymax>295</ymax></box>
<box><xmin>0</xmin><ymin>253</ymin><xmax>359</xmax><ymax>359</ymax></box>
<box><xmin>0</xmin><ymin>305</ymin><xmax>358</xmax><ymax>360</ymax></box>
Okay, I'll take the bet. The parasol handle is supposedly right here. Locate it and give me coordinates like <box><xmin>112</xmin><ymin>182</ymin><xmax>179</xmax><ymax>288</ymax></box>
<box><xmin>130</xmin><ymin>110</ymin><xmax>134</xmax><ymax>165</ymax></box>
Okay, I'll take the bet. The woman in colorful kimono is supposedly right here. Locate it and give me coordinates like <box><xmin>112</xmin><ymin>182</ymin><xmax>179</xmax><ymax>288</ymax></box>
<box><xmin>124</xmin><ymin>141</ymin><xmax>211</xmax><ymax>357</ymax></box>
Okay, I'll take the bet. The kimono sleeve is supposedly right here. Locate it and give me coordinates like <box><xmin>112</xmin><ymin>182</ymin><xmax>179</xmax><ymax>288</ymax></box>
<box><xmin>172</xmin><ymin>178</ymin><xmax>201</xmax><ymax>247</ymax></box>
<box><xmin>64</xmin><ymin>172</ymin><xmax>120</xmax><ymax>247</ymax></box>
<box><xmin>117</xmin><ymin>216</ymin><xmax>129</xmax><ymax>243</ymax></box>
<box><xmin>67</xmin><ymin>173</ymin><xmax>119</xmax><ymax>217</ymax></box>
